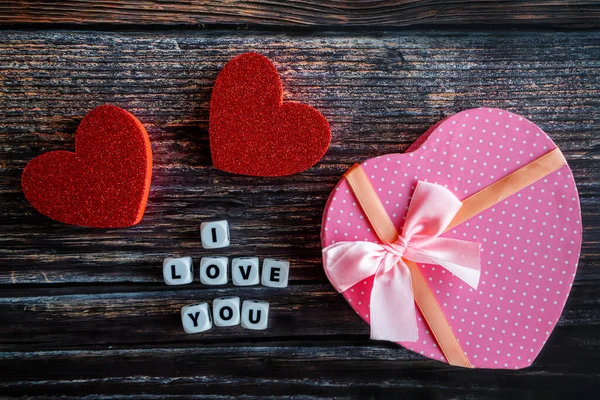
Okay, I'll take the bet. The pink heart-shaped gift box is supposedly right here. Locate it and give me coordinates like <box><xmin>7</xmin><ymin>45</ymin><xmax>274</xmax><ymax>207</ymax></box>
<box><xmin>321</xmin><ymin>108</ymin><xmax>582</xmax><ymax>369</ymax></box>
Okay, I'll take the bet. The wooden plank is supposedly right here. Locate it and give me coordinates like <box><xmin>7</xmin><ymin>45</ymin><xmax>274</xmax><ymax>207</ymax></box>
<box><xmin>0</xmin><ymin>30</ymin><xmax>598</xmax><ymax>285</ymax></box>
<box><xmin>0</xmin><ymin>30</ymin><xmax>599</xmax><ymax>397</ymax></box>
<box><xmin>0</xmin><ymin>284</ymin><xmax>364</xmax><ymax>351</ymax></box>
<box><xmin>0</xmin><ymin>281</ymin><xmax>597</xmax><ymax>352</ymax></box>
<box><xmin>1</xmin><ymin>1</ymin><xmax>600</xmax><ymax>28</ymax></box>
<box><xmin>1</xmin><ymin>326</ymin><xmax>599</xmax><ymax>398</ymax></box>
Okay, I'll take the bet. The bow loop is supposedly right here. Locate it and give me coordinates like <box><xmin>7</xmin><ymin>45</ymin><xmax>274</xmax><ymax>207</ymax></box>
<box><xmin>401</xmin><ymin>181</ymin><xmax>464</xmax><ymax>244</ymax></box>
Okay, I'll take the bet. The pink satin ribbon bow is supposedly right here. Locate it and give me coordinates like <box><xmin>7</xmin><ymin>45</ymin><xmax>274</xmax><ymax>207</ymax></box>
<box><xmin>322</xmin><ymin>180</ymin><xmax>481</xmax><ymax>342</ymax></box>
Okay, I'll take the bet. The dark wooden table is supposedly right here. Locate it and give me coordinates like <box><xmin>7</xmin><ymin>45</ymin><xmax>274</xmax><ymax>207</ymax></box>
<box><xmin>1</xmin><ymin>2</ymin><xmax>599</xmax><ymax>398</ymax></box>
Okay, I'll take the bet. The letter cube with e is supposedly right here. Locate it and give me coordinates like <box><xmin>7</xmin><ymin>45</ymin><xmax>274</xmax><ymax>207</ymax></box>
<box><xmin>241</xmin><ymin>300</ymin><xmax>269</xmax><ymax>330</ymax></box>
<box><xmin>181</xmin><ymin>302</ymin><xmax>212</xmax><ymax>334</ymax></box>
<box><xmin>213</xmin><ymin>296</ymin><xmax>241</xmax><ymax>327</ymax></box>
<box><xmin>199</xmin><ymin>257</ymin><xmax>228</xmax><ymax>285</ymax></box>
<box><xmin>200</xmin><ymin>220</ymin><xmax>230</xmax><ymax>249</ymax></box>
<box><xmin>163</xmin><ymin>256</ymin><xmax>193</xmax><ymax>285</ymax></box>
<box><xmin>231</xmin><ymin>257</ymin><xmax>260</xmax><ymax>286</ymax></box>
<box><xmin>261</xmin><ymin>258</ymin><xmax>290</xmax><ymax>288</ymax></box>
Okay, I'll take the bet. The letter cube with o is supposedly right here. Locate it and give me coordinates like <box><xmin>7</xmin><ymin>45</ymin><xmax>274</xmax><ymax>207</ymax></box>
<box><xmin>241</xmin><ymin>300</ymin><xmax>269</xmax><ymax>330</ymax></box>
<box><xmin>199</xmin><ymin>257</ymin><xmax>228</xmax><ymax>285</ymax></box>
<box><xmin>163</xmin><ymin>256</ymin><xmax>193</xmax><ymax>285</ymax></box>
<box><xmin>200</xmin><ymin>220</ymin><xmax>230</xmax><ymax>249</ymax></box>
<box><xmin>231</xmin><ymin>257</ymin><xmax>260</xmax><ymax>286</ymax></box>
<box><xmin>213</xmin><ymin>296</ymin><xmax>241</xmax><ymax>327</ymax></box>
<box><xmin>181</xmin><ymin>302</ymin><xmax>212</xmax><ymax>334</ymax></box>
<box><xmin>261</xmin><ymin>258</ymin><xmax>290</xmax><ymax>288</ymax></box>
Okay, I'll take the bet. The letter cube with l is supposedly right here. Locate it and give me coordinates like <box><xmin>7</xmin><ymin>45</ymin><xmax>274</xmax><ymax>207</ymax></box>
<box><xmin>200</xmin><ymin>220</ymin><xmax>230</xmax><ymax>249</ymax></box>
<box><xmin>213</xmin><ymin>296</ymin><xmax>241</xmax><ymax>327</ymax></box>
<box><xmin>181</xmin><ymin>302</ymin><xmax>212</xmax><ymax>334</ymax></box>
<box><xmin>261</xmin><ymin>258</ymin><xmax>290</xmax><ymax>288</ymax></box>
<box><xmin>231</xmin><ymin>257</ymin><xmax>260</xmax><ymax>286</ymax></box>
<box><xmin>163</xmin><ymin>256</ymin><xmax>193</xmax><ymax>285</ymax></box>
<box><xmin>241</xmin><ymin>300</ymin><xmax>269</xmax><ymax>330</ymax></box>
<box><xmin>199</xmin><ymin>257</ymin><xmax>228</xmax><ymax>285</ymax></box>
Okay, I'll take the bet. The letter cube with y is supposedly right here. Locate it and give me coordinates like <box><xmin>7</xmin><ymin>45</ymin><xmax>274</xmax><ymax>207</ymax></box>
<box><xmin>181</xmin><ymin>302</ymin><xmax>212</xmax><ymax>334</ymax></box>
<box><xmin>241</xmin><ymin>300</ymin><xmax>269</xmax><ymax>330</ymax></box>
<box><xmin>163</xmin><ymin>256</ymin><xmax>193</xmax><ymax>285</ymax></box>
<box><xmin>231</xmin><ymin>257</ymin><xmax>260</xmax><ymax>286</ymax></box>
<box><xmin>199</xmin><ymin>257</ymin><xmax>228</xmax><ymax>285</ymax></box>
<box><xmin>213</xmin><ymin>296</ymin><xmax>241</xmax><ymax>327</ymax></box>
<box><xmin>201</xmin><ymin>220</ymin><xmax>230</xmax><ymax>249</ymax></box>
<box><xmin>261</xmin><ymin>258</ymin><xmax>290</xmax><ymax>288</ymax></box>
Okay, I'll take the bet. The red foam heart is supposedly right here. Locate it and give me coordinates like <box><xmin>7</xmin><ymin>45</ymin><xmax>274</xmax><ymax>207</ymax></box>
<box><xmin>21</xmin><ymin>105</ymin><xmax>152</xmax><ymax>228</ymax></box>
<box><xmin>209</xmin><ymin>52</ymin><xmax>331</xmax><ymax>176</ymax></box>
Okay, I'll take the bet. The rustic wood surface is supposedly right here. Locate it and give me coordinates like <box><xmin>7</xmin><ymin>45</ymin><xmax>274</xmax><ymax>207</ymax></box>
<box><xmin>0</xmin><ymin>12</ymin><xmax>599</xmax><ymax>400</ymax></box>
<box><xmin>2</xmin><ymin>0</ymin><xmax>600</xmax><ymax>28</ymax></box>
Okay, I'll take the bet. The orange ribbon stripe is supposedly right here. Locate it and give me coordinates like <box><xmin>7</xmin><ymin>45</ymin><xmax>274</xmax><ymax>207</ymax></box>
<box><xmin>447</xmin><ymin>147</ymin><xmax>567</xmax><ymax>231</ymax></box>
<box><xmin>344</xmin><ymin>165</ymin><xmax>398</xmax><ymax>243</ymax></box>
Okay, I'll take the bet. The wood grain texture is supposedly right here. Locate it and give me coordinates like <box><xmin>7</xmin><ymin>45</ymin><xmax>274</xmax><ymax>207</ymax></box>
<box><xmin>1</xmin><ymin>0</ymin><xmax>600</xmax><ymax>28</ymax></box>
<box><xmin>0</xmin><ymin>30</ymin><xmax>599</xmax><ymax>398</ymax></box>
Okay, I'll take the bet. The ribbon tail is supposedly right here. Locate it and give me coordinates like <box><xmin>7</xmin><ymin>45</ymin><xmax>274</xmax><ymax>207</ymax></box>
<box><xmin>429</xmin><ymin>255</ymin><xmax>480</xmax><ymax>290</ymax></box>
<box><xmin>402</xmin><ymin>181</ymin><xmax>463</xmax><ymax>239</ymax></box>
<box><xmin>370</xmin><ymin>258</ymin><xmax>418</xmax><ymax>342</ymax></box>
<box><xmin>405</xmin><ymin>237</ymin><xmax>481</xmax><ymax>289</ymax></box>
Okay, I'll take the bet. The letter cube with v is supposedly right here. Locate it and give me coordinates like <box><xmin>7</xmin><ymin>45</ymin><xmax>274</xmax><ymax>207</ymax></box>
<box><xmin>163</xmin><ymin>256</ymin><xmax>193</xmax><ymax>285</ymax></box>
<box><xmin>231</xmin><ymin>257</ymin><xmax>260</xmax><ymax>286</ymax></box>
<box><xmin>201</xmin><ymin>220</ymin><xmax>230</xmax><ymax>249</ymax></box>
<box><xmin>181</xmin><ymin>302</ymin><xmax>212</xmax><ymax>334</ymax></box>
<box><xmin>241</xmin><ymin>300</ymin><xmax>269</xmax><ymax>330</ymax></box>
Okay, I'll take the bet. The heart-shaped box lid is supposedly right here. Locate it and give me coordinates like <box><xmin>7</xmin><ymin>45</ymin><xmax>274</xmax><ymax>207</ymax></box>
<box><xmin>321</xmin><ymin>108</ymin><xmax>582</xmax><ymax>369</ymax></box>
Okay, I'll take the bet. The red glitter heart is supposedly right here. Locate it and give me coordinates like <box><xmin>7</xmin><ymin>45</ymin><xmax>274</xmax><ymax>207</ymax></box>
<box><xmin>21</xmin><ymin>105</ymin><xmax>152</xmax><ymax>228</ymax></box>
<box><xmin>209</xmin><ymin>52</ymin><xmax>331</xmax><ymax>176</ymax></box>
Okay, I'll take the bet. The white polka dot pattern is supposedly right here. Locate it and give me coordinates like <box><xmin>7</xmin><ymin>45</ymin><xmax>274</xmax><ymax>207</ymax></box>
<box><xmin>321</xmin><ymin>108</ymin><xmax>582</xmax><ymax>369</ymax></box>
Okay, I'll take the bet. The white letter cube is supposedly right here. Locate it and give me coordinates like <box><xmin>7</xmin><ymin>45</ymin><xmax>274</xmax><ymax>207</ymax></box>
<box><xmin>261</xmin><ymin>258</ymin><xmax>290</xmax><ymax>288</ymax></box>
<box><xmin>200</xmin><ymin>220</ymin><xmax>230</xmax><ymax>249</ymax></box>
<box><xmin>163</xmin><ymin>256</ymin><xmax>193</xmax><ymax>285</ymax></box>
<box><xmin>181</xmin><ymin>302</ymin><xmax>212</xmax><ymax>334</ymax></box>
<box><xmin>241</xmin><ymin>300</ymin><xmax>269</xmax><ymax>330</ymax></box>
<box><xmin>199</xmin><ymin>257</ymin><xmax>228</xmax><ymax>285</ymax></box>
<box><xmin>213</xmin><ymin>296</ymin><xmax>241</xmax><ymax>327</ymax></box>
<box><xmin>231</xmin><ymin>257</ymin><xmax>260</xmax><ymax>286</ymax></box>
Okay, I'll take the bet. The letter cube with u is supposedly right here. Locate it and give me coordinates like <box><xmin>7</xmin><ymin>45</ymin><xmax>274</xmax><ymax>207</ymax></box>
<box><xmin>241</xmin><ymin>300</ymin><xmax>269</xmax><ymax>330</ymax></box>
